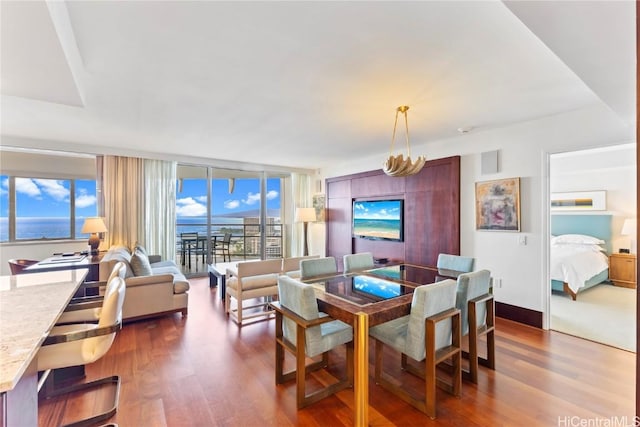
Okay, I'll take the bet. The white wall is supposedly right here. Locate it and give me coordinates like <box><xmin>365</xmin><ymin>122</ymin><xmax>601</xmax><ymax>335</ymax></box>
<box><xmin>550</xmin><ymin>144</ymin><xmax>636</xmax><ymax>252</ymax></box>
<box><xmin>320</xmin><ymin>103</ymin><xmax>635</xmax><ymax>314</ymax></box>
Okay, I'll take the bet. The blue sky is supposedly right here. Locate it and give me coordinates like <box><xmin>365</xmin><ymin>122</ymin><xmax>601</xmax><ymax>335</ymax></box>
<box><xmin>0</xmin><ymin>176</ymin><xmax>97</xmax><ymax>218</ymax></box>
<box><xmin>0</xmin><ymin>176</ymin><xmax>280</xmax><ymax>219</ymax></box>
<box><xmin>176</xmin><ymin>178</ymin><xmax>280</xmax><ymax>217</ymax></box>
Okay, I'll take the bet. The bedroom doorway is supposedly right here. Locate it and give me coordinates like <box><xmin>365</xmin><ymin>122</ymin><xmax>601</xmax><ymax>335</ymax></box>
<box><xmin>548</xmin><ymin>144</ymin><xmax>636</xmax><ymax>352</ymax></box>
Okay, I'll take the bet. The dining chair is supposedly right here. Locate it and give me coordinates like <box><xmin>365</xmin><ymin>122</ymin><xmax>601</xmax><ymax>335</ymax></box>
<box><xmin>300</xmin><ymin>256</ymin><xmax>337</xmax><ymax>279</ymax></box>
<box><xmin>436</xmin><ymin>253</ymin><xmax>475</xmax><ymax>273</ymax></box>
<box><xmin>281</xmin><ymin>255</ymin><xmax>319</xmax><ymax>278</ymax></box>
<box><xmin>8</xmin><ymin>258</ymin><xmax>38</xmax><ymax>275</ymax></box>
<box><xmin>272</xmin><ymin>275</ymin><xmax>353</xmax><ymax>408</ymax></box>
<box><xmin>343</xmin><ymin>252</ymin><xmax>374</xmax><ymax>274</ymax></box>
<box><xmin>212</xmin><ymin>232</ymin><xmax>232</xmax><ymax>263</ymax></box>
<box><xmin>369</xmin><ymin>279</ymin><xmax>461</xmax><ymax>419</ymax></box>
<box><xmin>37</xmin><ymin>275</ymin><xmax>126</xmax><ymax>426</ymax></box>
<box><xmin>455</xmin><ymin>269</ymin><xmax>495</xmax><ymax>383</ymax></box>
<box><xmin>180</xmin><ymin>232</ymin><xmax>199</xmax><ymax>268</ymax></box>
<box><xmin>56</xmin><ymin>261</ymin><xmax>127</xmax><ymax>325</ymax></box>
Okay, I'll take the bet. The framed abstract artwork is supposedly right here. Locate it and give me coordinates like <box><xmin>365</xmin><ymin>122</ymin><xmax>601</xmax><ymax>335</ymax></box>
<box><xmin>475</xmin><ymin>177</ymin><xmax>521</xmax><ymax>231</ymax></box>
<box><xmin>550</xmin><ymin>191</ymin><xmax>606</xmax><ymax>211</ymax></box>
<box><xmin>312</xmin><ymin>193</ymin><xmax>326</xmax><ymax>222</ymax></box>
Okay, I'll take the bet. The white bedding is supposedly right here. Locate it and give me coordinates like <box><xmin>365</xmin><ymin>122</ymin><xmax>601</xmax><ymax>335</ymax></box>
<box><xmin>550</xmin><ymin>245</ymin><xmax>609</xmax><ymax>294</ymax></box>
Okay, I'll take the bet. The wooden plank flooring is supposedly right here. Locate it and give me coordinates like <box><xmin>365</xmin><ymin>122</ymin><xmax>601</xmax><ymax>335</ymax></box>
<box><xmin>38</xmin><ymin>277</ymin><xmax>635</xmax><ymax>426</ymax></box>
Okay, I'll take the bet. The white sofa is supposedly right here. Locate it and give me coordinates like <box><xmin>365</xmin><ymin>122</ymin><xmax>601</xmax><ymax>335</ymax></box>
<box><xmin>99</xmin><ymin>245</ymin><xmax>189</xmax><ymax>322</ymax></box>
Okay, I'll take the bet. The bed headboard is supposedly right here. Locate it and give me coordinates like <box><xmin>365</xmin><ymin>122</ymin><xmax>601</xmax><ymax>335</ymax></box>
<box><xmin>551</xmin><ymin>214</ymin><xmax>612</xmax><ymax>253</ymax></box>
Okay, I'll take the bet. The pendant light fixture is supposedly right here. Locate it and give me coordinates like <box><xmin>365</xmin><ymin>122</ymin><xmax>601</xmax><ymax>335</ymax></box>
<box><xmin>382</xmin><ymin>106</ymin><xmax>426</xmax><ymax>177</ymax></box>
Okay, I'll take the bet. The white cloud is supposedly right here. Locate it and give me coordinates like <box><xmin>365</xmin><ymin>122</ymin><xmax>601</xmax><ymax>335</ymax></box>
<box><xmin>224</xmin><ymin>199</ymin><xmax>240</xmax><ymax>209</ymax></box>
<box><xmin>176</xmin><ymin>197</ymin><xmax>207</xmax><ymax>216</ymax></box>
<box><xmin>195</xmin><ymin>195</ymin><xmax>208</xmax><ymax>203</ymax></box>
<box><xmin>76</xmin><ymin>194</ymin><xmax>97</xmax><ymax>208</ymax></box>
<box><xmin>34</xmin><ymin>179</ymin><xmax>69</xmax><ymax>201</ymax></box>
<box><xmin>15</xmin><ymin>178</ymin><xmax>41</xmax><ymax>197</ymax></box>
<box><xmin>266</xmin><ymin>190</ymin><xmax>278</xmax><ymax>200</ymax></box>
<box><xmin>243</xmin><ymin>192</ymin><xmax>260</xmax><ymax>205</ymax></box>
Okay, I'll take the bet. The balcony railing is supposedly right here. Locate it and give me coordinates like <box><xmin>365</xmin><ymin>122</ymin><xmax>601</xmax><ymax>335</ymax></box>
<box><xmin>176</xmin><ymin>222</ymin><xmax>283</xmax><ymax>265</ymax></box>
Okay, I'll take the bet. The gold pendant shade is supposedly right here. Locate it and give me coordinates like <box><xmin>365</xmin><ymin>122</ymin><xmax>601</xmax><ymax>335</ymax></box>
<box><xmin>383</xmin><ymin>106</ymin><xmax>426</xmax><ymax>177</ymax></box>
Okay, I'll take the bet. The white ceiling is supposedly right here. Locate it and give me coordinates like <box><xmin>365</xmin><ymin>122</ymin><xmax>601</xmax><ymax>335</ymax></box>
<box><xmin>0</xmin><ymin>1</ymin><xmax>635</xmax><ymax>171</ymax></box>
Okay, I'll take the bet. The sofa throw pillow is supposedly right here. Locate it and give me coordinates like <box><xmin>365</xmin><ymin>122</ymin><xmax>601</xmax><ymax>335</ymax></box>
<box><xmin>130</xmin><ymin>249</ymin><xmax>153</xmax><ymax>276</ymax></box>
<box><xmin>133</xmin><ymin>243</ymin><xmax>148</xmax><ymax>256</ymax></box>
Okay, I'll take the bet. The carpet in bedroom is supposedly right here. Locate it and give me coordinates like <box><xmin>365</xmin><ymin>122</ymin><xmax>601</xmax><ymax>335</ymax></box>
<box><xmin>550</xmin><ymin>283</ymin><xmax>636</xmax><ymax>352</ymax></box>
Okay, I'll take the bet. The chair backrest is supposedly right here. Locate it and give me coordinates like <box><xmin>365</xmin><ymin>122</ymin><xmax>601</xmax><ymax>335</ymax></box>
<box><xmin>436</xmin><ymin>253</ymin><xmax>475</xmax><ymax>273</ymax></box>
<box><xmin>281</xmin><ymin>255</ymin><xmax>320</xmax><ymax>273</ymax></box>
<box><xmin>405</xmin><ymin>279</ymin><xmax>458</xmax><ymax>361</ymax></box>
<box><xmin>222</xmin><ymin>232</ymin><xmax>232</xmax><ymax>244</ymax></box>
<box><xmin>300</xmin><ymin>256</ymin><xmax>337</xmax><ymax>279</ymax></box>
<box><xmin>8</xmin><ymin>259</ymin><xmax>38</xmax><ymax>275</ymax></box>
<box><xmin>108</xmin><ymin>261</ymin><xmax>127</xmax><ymax>283</ymax></box>
<box><xmin>277</xmin><ymin>276</ymin><xmax>321</xmax><ymax>350</ymax></box>
<box><xmin>456</xmin><ymin>269</ymin><xmax>491</xmax><ymax>335</ymax></box>
<box><xmin>343</xmin><ymin>252</ymin><xmax>374</xmax><ymax>273</ymax></box>
<box><xmin>237</xmin><ymin>259</ymin><xmax>283</xmax><ymax>277</ymax></box>
<box><xmin>87</xmin><ymin>276</ymin><xmax>126</xmax><ymax>362</ymax></box>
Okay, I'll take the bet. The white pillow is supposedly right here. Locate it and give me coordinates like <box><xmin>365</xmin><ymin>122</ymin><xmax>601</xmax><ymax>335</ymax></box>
<box><xmin>551</xmin><ymin>234</ymin><xmax>604</xmax><ymax>245</ymax></box>
<box><xmin>554</xmin><ymin>242</ymin><xmax>605</xmax><ymax>253</ymax></box>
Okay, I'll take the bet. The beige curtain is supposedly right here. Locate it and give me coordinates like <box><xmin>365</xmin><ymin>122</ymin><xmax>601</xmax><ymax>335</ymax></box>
<box><xmin>144</xmin><ymin>159</ymin><xmax>176</xmax><ymax>260</ymax></box>
<box><xmin>101</xmin><ymin>156</ymin><xmax>145</xmax><ymax>248</ymax></box>
<box><xmin>291</xmin><ymin>172</ymin><xmax>312</xmax><ymax>257</ymax></box>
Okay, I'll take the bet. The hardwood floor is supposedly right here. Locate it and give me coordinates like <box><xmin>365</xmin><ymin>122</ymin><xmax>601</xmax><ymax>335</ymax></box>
<box><xmin>39</xmin><ymin>277</ymin><xmax>635</xmax><ymax>426</ymax></box>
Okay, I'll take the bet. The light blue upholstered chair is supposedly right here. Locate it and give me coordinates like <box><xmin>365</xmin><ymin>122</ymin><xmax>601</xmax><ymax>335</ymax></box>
<box><xmin>300</xmin><ymin>256</ymin><xmax>338</xmax><ymax>279</ymax></box>
<box><xmin>343</xmin><ymin>252</ymin><xmax>374</xmax><ymax>274</ymax></box>
<box><xmin>436</xmin><ymin>253</ymin><xmax>475</xmax><ymax>273</ymax></box>
<box><xmin>272</xmin><ymin>276</ymin><xmax>353</xmax><ymax>408</ymax></box>
<box><xmin>456</xmin><ymin>269</ymin><xmax>495</xmax><ymax>383</ymax></box>
<box><xmin>369</xmin><ymin>279</ymin><xmax>461</xmax><ymax>419</ymax></box>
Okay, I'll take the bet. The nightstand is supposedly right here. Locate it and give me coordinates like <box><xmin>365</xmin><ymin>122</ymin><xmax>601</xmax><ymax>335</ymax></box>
<box><xmin>609</xmin><ymin>253</ymin><xmax>637</xmax><ymax>288</ymax></box>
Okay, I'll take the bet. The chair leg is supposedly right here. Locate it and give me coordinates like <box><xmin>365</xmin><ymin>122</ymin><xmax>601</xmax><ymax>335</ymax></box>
<box><xmin>425</xmin><ymin>316</ymin><xmax>437</xmax><ymax>419</ymax></box>
<box><xmin>42</xmin><ymin>375</ymin><xmax>121</xmax><ymax>427</ymax></box>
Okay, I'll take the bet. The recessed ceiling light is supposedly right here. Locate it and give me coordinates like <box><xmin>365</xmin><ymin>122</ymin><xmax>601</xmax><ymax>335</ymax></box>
<box><xmin>457</xmin><ymin>126</ymin><xmax>473</xmax><ymax>134</ymax></box>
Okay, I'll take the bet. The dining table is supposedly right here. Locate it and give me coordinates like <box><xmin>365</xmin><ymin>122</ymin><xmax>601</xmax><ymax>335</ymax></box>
<box><xmin>301</xmin><ymin>263</ymin><xmax>464</xmax><ymax>427</ymax></box>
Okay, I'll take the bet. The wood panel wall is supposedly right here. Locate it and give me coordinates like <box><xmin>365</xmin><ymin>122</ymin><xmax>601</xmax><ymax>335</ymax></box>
<box><xmin>325</xmin><ymin>156</ymin><xmax>460</xmax><ymax>270</ymax></box>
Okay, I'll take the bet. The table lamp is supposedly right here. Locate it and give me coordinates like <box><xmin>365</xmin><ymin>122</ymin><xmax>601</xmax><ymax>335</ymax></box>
<box><xmin>82</xmin><ymin>217</ymin><xmax>108</xmax><ymax>255</ymax></box>
<box><xmin>621</xmin><ymin>218</ymin><xmax>637</xmax><ymax>254</ymax></box>
<box><xmin>295</xmin><ymin>207</ymin><xmax>316</xmax><ymax>256</ymax></box>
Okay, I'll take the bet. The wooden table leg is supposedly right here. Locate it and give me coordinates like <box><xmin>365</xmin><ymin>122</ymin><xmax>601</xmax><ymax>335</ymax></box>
<box><xmin>354</xmin><ymin>312</ymin><xmax>368</xmax><ymax>427</ymax></box>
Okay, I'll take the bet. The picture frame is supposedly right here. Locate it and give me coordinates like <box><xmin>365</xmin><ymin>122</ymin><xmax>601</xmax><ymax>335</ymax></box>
<box><xmin>550</xmin><ymin>190</ymin><xmax>606</xmax><ymax>211</ymax></box>
<box><xmin>312</xmin><ymin>193</ymin><xmax>326</xmax><ymax>222</ymax></box>
<box><xmin>475</xmin><ymin>177</ymin><xmax>521</xmax><ymax>231</ymax></box>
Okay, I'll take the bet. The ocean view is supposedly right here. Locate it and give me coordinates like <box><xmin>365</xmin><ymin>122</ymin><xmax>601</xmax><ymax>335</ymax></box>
<box><xmin>0</xmin><ymin>216</ymin><xmax>280</xmax><ymax>242</ymax></box>
<box><xmin>352</xmin><ymin>218</ymin><xmax>401</xmax><ymax>240</ymax></box>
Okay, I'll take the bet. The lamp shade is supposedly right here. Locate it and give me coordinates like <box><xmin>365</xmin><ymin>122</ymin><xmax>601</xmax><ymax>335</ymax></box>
<box><xmin>295</xmin><ymin>208</ymin><xmax>316</xmax><ymax>223</ymax></box>
<box><xmin>621</xmin><ymin>218</ymin><xmax>637</xmax><ymax>236</ymax></box>
<box><xmin>81</xmin><ymin>217</ymin><xmax>108</xmax><ymax>234</ymax></box>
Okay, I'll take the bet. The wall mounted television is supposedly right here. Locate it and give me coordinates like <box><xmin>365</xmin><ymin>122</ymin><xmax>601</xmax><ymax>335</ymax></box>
<box><xmin>352</xmin><ymin>199</ymin><xmax>404</xmax><ymax>242</ymax></box>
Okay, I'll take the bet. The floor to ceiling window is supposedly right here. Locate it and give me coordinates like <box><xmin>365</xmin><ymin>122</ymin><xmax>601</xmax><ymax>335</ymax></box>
<box><xmin>176</xmin><ymin>165</ymin><xmax>286</xmax><ymax>275</ymax></box>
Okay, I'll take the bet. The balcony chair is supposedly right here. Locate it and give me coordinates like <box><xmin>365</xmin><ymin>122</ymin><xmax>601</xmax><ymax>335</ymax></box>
<box><xmin>37</xmin><ymin>275</ymin><xmax>126</xmax><ymax>427</ymax></box>
<box><xmin>212</xmin><ymin>232</ymin><xmax>232</xmax><ymax>263</ymax></box>
<box><xmin>299</xmin><ymin>256</ymin><xmax>337</xmax><ymax>280</ymax></box>
<box><xmin>8</xmin><ymin>258</ymin><xmax>38</xmax><ymax>274</ymax></box>
<box><xmin>455</xmin><ymin>269</ymin><xmax>495</xmax><ymax>383</ymax></box>
<box><xmin>225</xmin><ymin>259</ymin><xmax>282</xmax><ymax>326</ymax></box>
<box><xmin>369</xmin><ymin>279</ymin><xmax>461</xmax><ymax>419</ymax></box>
<box><xmin>56</xmin><ymin>261</ymin><xmax>127</xmax><ymax>325</ymax></box>
<box><xmin>436</xmin><ymin>253</ymin><xmax>475</xmax><ymax>273</ymax></box>
<box><xmin>343</xmin><ymin>252</ymin><xmax>374</xmax><ymax>274</ymax></box>
<box><xmin>272</xmin><ymin>275</ymin><xmax>353</xmax><ymax>408</ymax></box>
<box><xmin>180</xmin><ymin>232</ymin><xmax>199</xmax><ymax>268</ymax></box>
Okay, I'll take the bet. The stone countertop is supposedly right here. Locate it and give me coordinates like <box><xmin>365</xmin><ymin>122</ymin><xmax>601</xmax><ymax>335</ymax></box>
<box><xmin>0</xmin><ymin>269</ymin><xmax>86</xmax><ymax>392</ymax></box>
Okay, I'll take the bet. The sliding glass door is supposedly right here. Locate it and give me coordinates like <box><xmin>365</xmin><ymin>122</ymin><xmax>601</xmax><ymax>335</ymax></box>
<box><xmin>176</xmin><ymin>165</ymin><xmax>285</xmax><ymax>274</ymax></box>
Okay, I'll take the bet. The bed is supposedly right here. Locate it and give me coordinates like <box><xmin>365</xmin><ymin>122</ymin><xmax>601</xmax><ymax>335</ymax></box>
<box><xmin>550</xmin><ymin>214</ymin><xmax>611</xmax><ymax>300</ymax></box>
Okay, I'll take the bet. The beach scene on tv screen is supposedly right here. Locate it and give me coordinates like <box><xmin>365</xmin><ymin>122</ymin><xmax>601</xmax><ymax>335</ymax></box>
<box><xmin>353</xmin><ymin>200</ymin><xmax>402</xmax><ymax>240</ymax></box>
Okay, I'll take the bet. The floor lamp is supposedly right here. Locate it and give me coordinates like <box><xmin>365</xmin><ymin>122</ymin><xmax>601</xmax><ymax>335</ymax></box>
<box><xmin>295</xmin><ymin>208</ymin><xmax>316</xmax><ymax>256</ymax></box>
